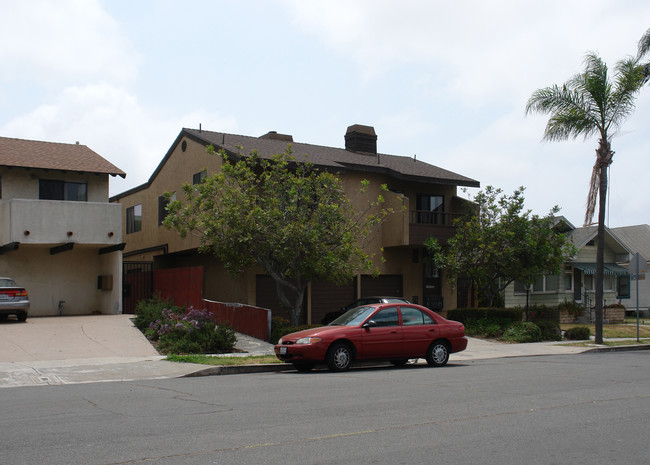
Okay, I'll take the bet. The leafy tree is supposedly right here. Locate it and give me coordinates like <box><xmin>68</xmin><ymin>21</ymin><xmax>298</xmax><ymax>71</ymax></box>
<box><xmin>164</xmin><ymin>146</ymin><xmax>393</xmax><ymax>326</ymax></box>
<box><xmin>425</xmin><ymin>186</ymin><xmax>574</xmax><ymax>308</ymax></box>
<box><xmin>526</xmin><ymin>52</ymin><xmax>646</xmax><ymax>343</ymax></box>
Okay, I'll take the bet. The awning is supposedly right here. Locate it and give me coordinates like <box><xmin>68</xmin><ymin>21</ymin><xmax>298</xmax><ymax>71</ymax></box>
<box><xmin>571</xmin><ymin>263</ymin><xmax>629</xmax><ymax>276</ymax></box>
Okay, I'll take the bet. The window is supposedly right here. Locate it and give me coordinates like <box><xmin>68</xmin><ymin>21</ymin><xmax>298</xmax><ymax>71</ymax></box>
<box><xmin>39</xmin><ymin>179</ymin><xmax>87</xmax><ymax>201</ymax></box>
<box><xmin>401</xmin><ymin>307</ymin><xmax>435</xmax><ymax>326</ymax></box>
<box><xmin>530</xmin><ymin>274</ymin><xmax>560</xmax><ymax>293</ymax></box>
<box><xmin>0</xmin><ymin>174</ymin><xmax>2</xmax><ymax>198</ymax></box>
<box><xmin>603</xmin><ymin>274</ymin><xmax>615</xmax><ymax>292</ymax></box>
<box><xmin>514</xmin><ymin>280</ymin><xmax>529</xmax><ymax>294</ymax></box>
<box><xmin>371</xmin><ymin>307</ymin><xmax>399</xmax><ymax>327</ymax></box>
<box><xmin>193</xmin><ymin>171</ymin><xmax>206</xmax><ymax>185</ymax></box>
<box><xmin>158</xmin><ymin>196</ymin><xmax>168</xmax><ymax>225</ymax></box>
<box><xmin>158</xmin><ymin>193</ymin><xmax>176</xmax><ymax>225</ymax></box>
<box><xmin>564</xmin><ymin>269</ymin><xmax>573</xmax><ymax>291</ymax></box>
<box><xmin>416</xmin><ymin>194</ymin><xmax>444</xmax><ymax>225</ymax></box>
<box><xmin>126</xmin><ymin>204</ymin><xmax>142</xmax><ymax>234</ymax></box>
<box><xmin>617</xmin><ymin>275</ymin><xmax>630</xmax><ymax>299</ymax></box>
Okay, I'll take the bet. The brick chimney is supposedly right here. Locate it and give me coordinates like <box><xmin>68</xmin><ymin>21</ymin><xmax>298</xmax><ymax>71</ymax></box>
<box><xmin>344</xmin><ymin>124</ymin><xmax>377</xmax><ymax>154</ymax></box>
<box><xmin>259</xmin><ymin>131</ymin><xmax>293</xmax><ymax>142</ymax></box>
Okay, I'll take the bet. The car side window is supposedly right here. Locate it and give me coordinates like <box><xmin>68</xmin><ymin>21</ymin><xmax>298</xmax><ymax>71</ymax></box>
<box><xmin>401</xmin><ymin>307</ymin><xmax>435</xmax><ymax>326</ymax></box>
<box><xmin>371</xmin><ymin>307</ymin><xmax>399</xmax><ymax>327</ymax></box>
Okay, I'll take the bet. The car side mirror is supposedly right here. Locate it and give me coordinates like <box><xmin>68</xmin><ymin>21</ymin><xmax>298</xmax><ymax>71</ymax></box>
<box><xmin>362</xmin><ymin>320</ymin><xmax>377</xmax><ymax>329</ymax></box>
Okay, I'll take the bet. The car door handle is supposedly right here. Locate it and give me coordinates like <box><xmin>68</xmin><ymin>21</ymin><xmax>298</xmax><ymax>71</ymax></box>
<box><xmin>429</xmin><ymin>328</ymin><xmax>436</xmax><ymax>332</ymax></box>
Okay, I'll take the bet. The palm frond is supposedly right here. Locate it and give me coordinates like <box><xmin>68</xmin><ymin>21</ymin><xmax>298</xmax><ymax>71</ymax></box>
<box><xmin>638</xmin><ymin>27</ymin><xmax>650</xmax><ymax>59</ymax></box>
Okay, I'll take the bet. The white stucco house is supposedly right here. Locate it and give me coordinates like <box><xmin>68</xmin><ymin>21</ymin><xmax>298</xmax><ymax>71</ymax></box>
<box><xmin>0</xmin><ymin>136</ymin><xmax>126</xmax><ymax>316</ymax></box>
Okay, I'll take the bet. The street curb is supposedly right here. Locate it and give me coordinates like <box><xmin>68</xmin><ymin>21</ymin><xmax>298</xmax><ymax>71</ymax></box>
<box><xmin>181</xmin><ymin>363</ymin><xmax>292</xmax><ymax>377</ymax></box>
<box><xmin>583</xmin><ymin>343</ymin><xmax>650</xmax><ymax>353</ymax></box>
<box><xmin>178</xmin><ymin>344</ymin><xmax>650</xmax><ymax>377</ymax></box>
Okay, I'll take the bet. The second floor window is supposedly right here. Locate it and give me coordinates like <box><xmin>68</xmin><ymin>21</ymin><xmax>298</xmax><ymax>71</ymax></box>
<box><xmin>416</xmin><ymin>194</ymin><xmax>444</xmax><ymax>225</ymax></box>
<box><xmin>126</xmin><ymin>204</ymin><xmax>142</xmax><ymax>234</ymax></box>
<box><xmin>39</xmin><ymin>179</ymin><xmax>87</xmax><ymax>201</ymax></box>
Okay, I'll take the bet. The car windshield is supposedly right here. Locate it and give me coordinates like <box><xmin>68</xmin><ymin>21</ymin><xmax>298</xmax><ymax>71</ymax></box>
<box><xmin>329</xmin><ymin>306</ymin><xmax>376</xmax><ymax>326</ymax></box>
<box><xmin>0</xmin><ymin>278</ymin><xmax>17</xmax><ymax>287</ymax></box>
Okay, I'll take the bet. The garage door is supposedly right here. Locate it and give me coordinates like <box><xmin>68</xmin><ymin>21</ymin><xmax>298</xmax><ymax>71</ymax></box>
<box><xmin>360</xmin><ymin>274</ymin><xmax>403</xmax><ymax>298</ymax></box>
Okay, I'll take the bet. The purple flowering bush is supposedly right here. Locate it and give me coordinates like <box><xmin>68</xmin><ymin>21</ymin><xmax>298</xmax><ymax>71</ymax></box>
<box><xmin>148</xmin><ymin>306</ymin><xmax>237</xmax><ymax>354</ymax></box>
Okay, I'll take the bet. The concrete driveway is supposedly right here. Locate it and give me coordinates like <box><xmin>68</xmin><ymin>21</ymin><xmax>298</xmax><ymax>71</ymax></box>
<box><xmin>0</xmin><ymin>314</ymin><xmax>159</xmax><ymax>362</ymax></box>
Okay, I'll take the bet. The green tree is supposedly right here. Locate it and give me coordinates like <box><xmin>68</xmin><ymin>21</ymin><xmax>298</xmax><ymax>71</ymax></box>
<box><xmin>526</xmin><ymin>52</ymin><xmax>646</xmax><ymax>343</ymax></box>
<box><xmin>164</xmin><ymin>146</ymin><xmax>393</xmax><ymax>326</ymax></box>
<box><xmin>425</xmin><ymin>186</ymin><xmax>574</xmax><ymax>308</ymax></box>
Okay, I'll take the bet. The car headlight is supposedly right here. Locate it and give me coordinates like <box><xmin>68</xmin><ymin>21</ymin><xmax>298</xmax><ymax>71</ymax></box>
<box><xmin>296</xmin><ymin>337</ymin><xmax>322</xmax><ymax>344</ymax></box>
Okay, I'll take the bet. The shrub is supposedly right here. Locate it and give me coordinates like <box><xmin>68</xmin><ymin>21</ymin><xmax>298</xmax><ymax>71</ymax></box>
<box><xmin>535</xmin><ymin>320</ymin><xmax>562</xmax><ymax>341</ymax></box>
<box><xmin>150</xmin><ymin>307</ymin><xmax>237</xmax><ymax>354</ymax></box>
<box><xmin>526</xmin><ymin>305</ymin><xmax>560</xmax><ymax>323</ymax></box>
<box><xmin>133</xmin><ymin>293</ymin><xmax>183</xmax><ymax>336</ymax></box>
<box><xmin>270</xmin><ymin>316</ymin><xmax>320</xmax><ymax>344</ymax></box>
<box><xmin>564</xmin><ymin>326</ymin><xmax>591</xmax><ymax>340</ymax></box>
<box><xmin>501</xmin><ymin>322</ymin><xmax>542</xmax><ymax>343</ymax></box>
<box><xmin>448</xmin><ymin>308</ymin><xmax>522</xmax><ymax>339</ymax></box>
<box><xmin>557</xmin><ymin>300</ymin><xmax>585</xmax><ymax>318</ymax></box>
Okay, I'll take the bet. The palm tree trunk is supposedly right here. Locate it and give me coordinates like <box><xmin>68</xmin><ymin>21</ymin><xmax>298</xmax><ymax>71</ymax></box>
<box><xmin>594</xmin><ymin>140</ymin><xmax>611</xmax><ymax>345</ymax></box>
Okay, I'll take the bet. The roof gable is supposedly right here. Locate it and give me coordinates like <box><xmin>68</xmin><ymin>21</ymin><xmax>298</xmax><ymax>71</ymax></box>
<box><xmin>0</xmin><ymin>136</ymin><xmax>126</xmax><ymax>178</ymax></box>
<box><xmin>610</xmin><ymin>224</ymin><xmax>650</xmax><ymax>258</ymax></box>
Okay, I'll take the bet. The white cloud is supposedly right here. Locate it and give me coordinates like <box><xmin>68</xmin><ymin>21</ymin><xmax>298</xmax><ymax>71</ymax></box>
<box><xmin>1</xmin><ymin>83</ymin><xmax>238</xmax><ymax>195</ymax></box>
<box><xmin>0</xmin><ymin>0</ymin><xmax>139</xmax><ymax>85</ymax></box>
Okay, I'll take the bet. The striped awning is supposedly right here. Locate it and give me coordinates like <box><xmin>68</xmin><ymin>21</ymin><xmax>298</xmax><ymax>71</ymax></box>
<box><xmin>571</xmin><ymin>263</ymin><xmax>629</xmax><ymax>276</ymax></box>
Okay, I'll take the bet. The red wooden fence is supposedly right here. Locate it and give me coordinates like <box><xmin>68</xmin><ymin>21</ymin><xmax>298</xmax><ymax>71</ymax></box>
<box><xmin>153</xmin><ymin>266</ymin><xmax>271</xmax><ymax>341</ymax></box>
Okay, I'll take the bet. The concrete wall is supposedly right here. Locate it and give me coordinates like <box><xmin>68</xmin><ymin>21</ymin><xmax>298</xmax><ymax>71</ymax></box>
<box><xmin>0</xmin><ymin>245</ymin><xmax>122</xmax><ymax>316</ymax></box>
<box><xmin>1</xmin><ymin>199</ymin><xmax>122</xmax><ymax>245</ymax></box>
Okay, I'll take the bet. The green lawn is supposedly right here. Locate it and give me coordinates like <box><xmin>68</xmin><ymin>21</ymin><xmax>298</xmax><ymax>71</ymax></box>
<box><xmin>560</xmin><ymin>323</ymin><xmax>650</xmax><ymax>338</ymax></box>
<box><xmin>166</xmin><ymin>354</ymin><xmax>283</xmax><ymax>366</ymax></box>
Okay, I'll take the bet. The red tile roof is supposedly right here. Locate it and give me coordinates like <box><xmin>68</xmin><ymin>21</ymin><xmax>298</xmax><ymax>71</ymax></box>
<box><xmin>0</xmin><ymin>136</ymin><xmax>126</xmax><ymax>178</ymax></box>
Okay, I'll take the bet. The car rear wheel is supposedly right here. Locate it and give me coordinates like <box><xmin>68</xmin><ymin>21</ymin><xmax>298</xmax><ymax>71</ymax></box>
<box><xmin>16</xmin><ymin>311</ymin><xmax>27</xmax><ymax>322</ymax></box>
<box><xmin>326</xmin><ymin>342</ymin><xmax>352</xmax><ymax>371</ymax></box>
<box><xmin>426</xmin><ymin>341</ymin><xmax>449</xmax><ymax>367</ymax></box>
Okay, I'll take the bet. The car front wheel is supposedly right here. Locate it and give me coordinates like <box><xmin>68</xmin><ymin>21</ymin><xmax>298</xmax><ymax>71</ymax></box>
<box><xmin>426</xmin><ymin>341</ymin><xmax>449</xmax><ymax>367</ymax></box>
<box><xmin>326</xmin><ymin>342</ymin><xmax>352</xmax><ymax>371</ymax></box>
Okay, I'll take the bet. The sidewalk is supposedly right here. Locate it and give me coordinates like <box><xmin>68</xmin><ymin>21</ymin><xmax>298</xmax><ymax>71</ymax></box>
<box><xmin>0</xmin><ymin>315</ymin><xmax>647</xmax><ymax>388</ymax></box>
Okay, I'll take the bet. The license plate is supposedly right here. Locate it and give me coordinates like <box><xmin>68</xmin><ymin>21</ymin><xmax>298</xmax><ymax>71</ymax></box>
<box><xmin>280</xmin><ymin>347</ymin><xmax>287</xmax><ymax>355</ymax></box>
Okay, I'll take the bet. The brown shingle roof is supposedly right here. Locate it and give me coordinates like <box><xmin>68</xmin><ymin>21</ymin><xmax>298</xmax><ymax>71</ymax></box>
<box><xmin>183</xmin><ymin>128</ymin><xmax>480</xmax><ymax>187</ymax></box>
<box><xmin>0</xmin><ymin>136</ymin><xmax>126</xmax><ymax>178</ymax></box>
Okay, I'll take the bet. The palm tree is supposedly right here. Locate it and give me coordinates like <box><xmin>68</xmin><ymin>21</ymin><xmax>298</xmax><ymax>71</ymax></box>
<box><xmin>638</xmin><ymin>28</ymin><xmax>650</xmax><ymax>82</ymax></box>
<box><xmin>526</xmin><ymin>52</ymin><xmax>646</xmax><ymax>343</ymax></box>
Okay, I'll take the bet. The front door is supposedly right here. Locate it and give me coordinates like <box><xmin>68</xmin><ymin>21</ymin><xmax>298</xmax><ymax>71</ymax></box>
<box><xmin>360</xmin><ymin>306</ymin><xmax>403</xmax><ymax>359</ymax></box>
<box><xmin>423</xmin><ymin>261</ymin><xmax>443</xmax><ymax>311</ymax></box>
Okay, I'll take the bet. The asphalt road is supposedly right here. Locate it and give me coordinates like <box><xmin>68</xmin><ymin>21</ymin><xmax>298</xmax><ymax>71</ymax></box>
<box><xmin>1</xmin><ymin>351</ymin><xmax>648</xmax><ymax>465</ymax></box>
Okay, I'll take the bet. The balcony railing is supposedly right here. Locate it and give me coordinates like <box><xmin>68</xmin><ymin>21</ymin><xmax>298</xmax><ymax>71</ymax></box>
<box><xmin>408</xmin><ymin>210</ymin><xmax>464</xmax><ymax>245</ymax></box>
<box><xmin>0</xmin><ymin>199</ymin><xmax>122</xmax><ymax>246</ymax></box>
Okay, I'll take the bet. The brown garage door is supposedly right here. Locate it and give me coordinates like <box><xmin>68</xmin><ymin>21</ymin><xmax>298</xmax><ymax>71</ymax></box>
<box><xmin>310</xmin><ymin>279</ymin><xmax>356</xmax><ymax>324</ymax></box>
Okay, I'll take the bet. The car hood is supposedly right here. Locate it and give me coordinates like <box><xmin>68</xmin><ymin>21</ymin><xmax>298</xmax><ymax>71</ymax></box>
<box><xmin>281</xmin><ymin>325</ymin><xmax>353</xmax><ymax>341</ymax></box>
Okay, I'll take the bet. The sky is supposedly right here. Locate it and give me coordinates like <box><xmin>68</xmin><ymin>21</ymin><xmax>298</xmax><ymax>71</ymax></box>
<box><xmin>1</xmin><ymin>0</ymin><xmax>649</xmax><ymax>228</ymax></box>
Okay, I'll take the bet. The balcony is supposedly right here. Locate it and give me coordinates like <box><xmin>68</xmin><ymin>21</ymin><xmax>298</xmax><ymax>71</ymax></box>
<box><xmin>408</xmin><ymin>210</ymin><xmax>462</xmax><ymax>245</ymax></box>
<box><xmin>0</xmin><ymin>199</ymin><xmax>122</xmax><ymax>247</ymax></box>
<box><xmin>382</xmin><ymin>208</ymin><xmax>462</xmax><ymax>247</ymax></box>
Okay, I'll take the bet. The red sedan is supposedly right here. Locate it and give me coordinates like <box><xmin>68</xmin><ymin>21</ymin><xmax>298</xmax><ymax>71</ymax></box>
<box><xmin>275</xmin><ymin>303</ymin><xmax>467</xmax><ymax>372</ymax></box>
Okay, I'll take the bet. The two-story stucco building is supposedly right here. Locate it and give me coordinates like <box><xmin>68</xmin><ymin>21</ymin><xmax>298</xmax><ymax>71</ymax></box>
<box><xmin>111</xmin><ymin>125</ymin><xmax>480</xmax><ymax>323</ymax></box>
<box><xmin>0</xmin><ymin>136</ymin><xmax>126</xmax><ymax>316</ymax></box>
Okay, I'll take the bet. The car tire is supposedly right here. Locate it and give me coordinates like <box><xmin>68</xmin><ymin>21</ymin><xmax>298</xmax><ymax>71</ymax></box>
<box><xmin>0</xmin><ymin>314</ymin><xmax>8</xmax><ymax>321</ymax></box>
<box><xmin>390</xmin><ymin>359</ymin><xmax>408</xmax><ymax>367</ymax></box>
<box><xmin>293</xmin><ymin>362</ymin><xmax>314</xmax><ymax>372</ymax></box>
<box><xmin>326</xmin><ymin>342</ymin><xmax>353</xmax><ymax>372</ymax></box>
<box><xmin>426</xmin><ymin>341</ymin><xmax>449</xmax><ymax>367</ymax></box>
<box><xmin>16</xmin><ymin>312</ymin><xmax>27</xmax><ymax>322</ymax></box>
